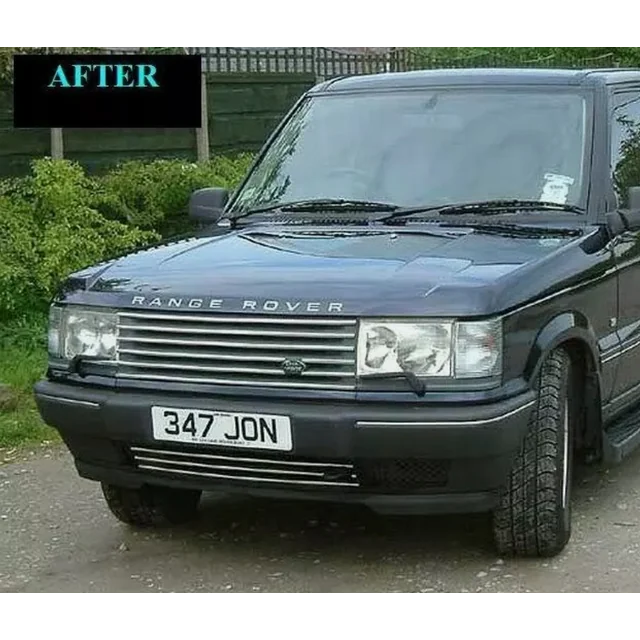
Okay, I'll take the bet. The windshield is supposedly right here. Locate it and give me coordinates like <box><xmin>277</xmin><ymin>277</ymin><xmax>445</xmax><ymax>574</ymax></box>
<box><xmin>229</xmin><ymin>89</ymin><xmax>588</xmax><ymax>214</ymax></box>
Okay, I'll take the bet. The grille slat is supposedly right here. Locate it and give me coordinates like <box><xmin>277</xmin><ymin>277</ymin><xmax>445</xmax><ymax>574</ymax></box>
<box><xmin>119</xmin><ymin>348</ymin><xmax>352</xmax><ymax>366</ymax></box>
<box><xmin>130</xmin><ymin>446</ymin><xmax>359</xmax><ymax>488</ymax></box>
<box><xmin>135</xmin><ymin>455</ymin><xmax>328</xmax><ymax>477</ymax></box>
<box><xmin>116</xmin><ymin>311</ymin><xmax>357</xmax><ymax>390</ymax></box>
<box><xmin>117</xmin><ymin>359</ymin><xmax>351</xmax><ymax>378</ymax></box>
<box><xmin>118</xmin><ymin>372</ymin><xmax>354</xmax><ymax>390</ymax></box>
<box><xmin>118</xmin><ymin>336</ymin><xmax>354</xmax><ymax>352</ymax></box>
<box><xmin>120</xmin><ymin>312</ymin><xmax>356</xmax><ymax>326</ymax></box>
<box><xmin>136</xmin><ymin>465</ymin><xmax>359</xmax><ymax>487</ymax></box>
<box><xmin>119</xmin><ymin>324</ymin><xmax>355</xmax><ymax>339</ymax></box>
<box><xmin>130</xmin><ymin>446</ymin><xmax>354</xmax><ymax>468</ymax></box>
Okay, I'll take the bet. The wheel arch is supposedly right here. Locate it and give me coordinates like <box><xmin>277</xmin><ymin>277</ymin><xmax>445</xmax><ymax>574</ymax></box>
<box><xmin>524</xmin><ymin>311</ymin><xmax>603</xmax><ymax>459</ymax></box>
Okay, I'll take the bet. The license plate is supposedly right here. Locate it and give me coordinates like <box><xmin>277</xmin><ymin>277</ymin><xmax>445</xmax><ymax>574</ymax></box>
<box><xmin>151</xmin><ymin>406</ymin><xmax>292</xmax><ymax>451</ymax></box>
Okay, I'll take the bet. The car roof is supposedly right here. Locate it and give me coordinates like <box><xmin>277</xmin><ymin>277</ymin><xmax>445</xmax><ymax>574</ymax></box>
<box><xmin>310</xmin><ymin>68</ymin><xmax>640</xmax><ymax>94</ymax></box>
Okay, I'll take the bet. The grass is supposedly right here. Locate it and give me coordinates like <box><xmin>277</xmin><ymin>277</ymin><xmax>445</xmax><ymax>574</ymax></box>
<box><xmin>0</xmin><ymin>314</ymin><xmax>59</xmax><ymax>450</ymax></box>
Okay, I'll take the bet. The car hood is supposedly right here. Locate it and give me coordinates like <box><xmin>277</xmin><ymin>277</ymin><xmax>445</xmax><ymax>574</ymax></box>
<box><xmin>61</xmin><ymin>224</ymin><xmax>589</xmax><ymax>317</ymax></box>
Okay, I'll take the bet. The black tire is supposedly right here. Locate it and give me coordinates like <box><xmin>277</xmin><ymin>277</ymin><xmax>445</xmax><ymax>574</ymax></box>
<box><xmin>101</xmin><ymin>483</ymin><xmax>201</xmax><ymax>527</ymax></box>
<box><xmin>492</xmin><ymin>347</ymin><xmax>575</xmax><ymax>557</ymax></box>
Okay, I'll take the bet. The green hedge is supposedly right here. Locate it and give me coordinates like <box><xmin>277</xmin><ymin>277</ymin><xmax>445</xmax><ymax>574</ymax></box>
<box><xmin>0</xmin><ymin>154</ymin><xmax>253</xmax><ymax>320</ymax></box>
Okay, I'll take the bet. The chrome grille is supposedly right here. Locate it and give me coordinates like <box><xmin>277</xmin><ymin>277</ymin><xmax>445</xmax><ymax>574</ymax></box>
<box><xmin>116</xmin><ymin>311</ymin><xmax>357</xmax><ymax>390</ymax></box>
<box><xmin>130</xmin><ymin>446</ymin><xmax>359</xmax><ymax>488</ymax></box>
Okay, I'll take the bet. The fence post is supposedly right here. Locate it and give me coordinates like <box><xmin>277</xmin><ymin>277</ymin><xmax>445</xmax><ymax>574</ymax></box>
<box><xmin>195</xmin><ymin>70</ymin><xmax>210</xmax><ymax>162</ymax></box>
<box><xmin>50</xmin><ymin>127</ymin><xmax>64</xmax><ymax>159</ymax></box>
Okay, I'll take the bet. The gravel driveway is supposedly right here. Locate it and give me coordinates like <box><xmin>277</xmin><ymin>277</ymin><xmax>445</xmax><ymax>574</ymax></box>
<box><xmin>1</xmin><ymin>446</ymin><xmax>640</xmax><ymax>592</ymax></box>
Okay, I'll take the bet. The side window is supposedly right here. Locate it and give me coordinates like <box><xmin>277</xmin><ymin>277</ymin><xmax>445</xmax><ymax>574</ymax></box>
<box><xmin>611</xmin><ymin>90</ymin><xmax>640</xmax><ymax>207</ymax></box>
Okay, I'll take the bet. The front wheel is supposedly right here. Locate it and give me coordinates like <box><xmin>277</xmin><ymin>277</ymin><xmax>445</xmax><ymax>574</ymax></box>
<box><xmin>492</xmin><ymin>347</ymin><xmax>575</xmax><ymax>557</ymax></box>
<box><xmin>101</xmin><ymin>483</ymin><xmax>201</xmax><ymax>527</ymax></box>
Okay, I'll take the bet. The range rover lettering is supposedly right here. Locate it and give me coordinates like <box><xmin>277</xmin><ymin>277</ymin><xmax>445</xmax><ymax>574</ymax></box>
<box><xmin>35</xmin><ymin>68</ymin><xmax>640</xmax><ymax>557</ymax></box>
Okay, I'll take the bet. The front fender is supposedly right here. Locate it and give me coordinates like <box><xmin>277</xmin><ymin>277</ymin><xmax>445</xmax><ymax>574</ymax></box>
<box><xmin>523</xmin><ymin>311</ymin><xmax>600</xmax><ymax>384</ymax></box>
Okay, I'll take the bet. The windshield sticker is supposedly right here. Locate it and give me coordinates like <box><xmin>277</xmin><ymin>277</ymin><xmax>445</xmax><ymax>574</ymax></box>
<box><xmin>540</xmin><ymin>173</ymin><xmax>575</xmax><ymax>205</ymax></box>
<box><xmin>539</xmin><ymin>238</ymin><xmax>564</xmax><ymax>247</ymax></box>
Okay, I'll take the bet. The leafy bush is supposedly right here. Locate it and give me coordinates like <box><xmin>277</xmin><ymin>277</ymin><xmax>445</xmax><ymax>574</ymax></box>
<box><xmin>0</xmin><ymin>154</ymin><xmax>252</xmax><ymax>321</ymax></box>
<box><xmin>0</xmin><ymin>159</ymin><xmax>156</xmax><ymax>318</ymax></box>
<box><xmin>95</xmin><ymin>153</ymin><xmax>253</xmax><ymax>237</ymax></box>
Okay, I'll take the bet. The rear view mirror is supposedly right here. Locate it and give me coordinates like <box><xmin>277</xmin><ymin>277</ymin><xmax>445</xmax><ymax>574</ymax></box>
<box><xmin>189</xmin><ymin>188</ymin><xmax>229</xmax><ymax>224</ymax></box>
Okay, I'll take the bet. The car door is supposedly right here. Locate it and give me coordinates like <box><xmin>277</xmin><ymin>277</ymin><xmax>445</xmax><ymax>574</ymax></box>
<box><xmin>608</xmin><ymin>86</ymin><xmax>640</xmax><ymax>407</ymax></box>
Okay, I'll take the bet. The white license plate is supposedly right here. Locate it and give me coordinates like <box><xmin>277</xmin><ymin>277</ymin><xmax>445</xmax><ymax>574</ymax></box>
<box><xmin>151</xmin><ymin>406</ymin><xmax>292</xmax><ymax>451</ymax></box>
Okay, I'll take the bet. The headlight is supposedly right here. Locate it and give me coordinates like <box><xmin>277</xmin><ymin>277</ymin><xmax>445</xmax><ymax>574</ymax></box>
<box><xmin>48</xmin><ymin>305</ymin><xmax>118</xmax><ymax>361</ymax></box>
<box><xmin>357</xmin><ymin>318</ymin><xmax>501</xmax><ymax>380</ymax></box>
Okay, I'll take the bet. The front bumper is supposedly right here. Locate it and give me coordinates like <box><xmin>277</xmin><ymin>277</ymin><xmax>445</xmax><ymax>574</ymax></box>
<box><xmin>34</xmin><ymin>380</ymin><xmax>536</xmax><ymax>515</ymax></box>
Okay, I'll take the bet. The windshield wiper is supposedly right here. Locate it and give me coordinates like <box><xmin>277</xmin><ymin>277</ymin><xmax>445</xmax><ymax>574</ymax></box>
<box><xmin>380</xmin><ymin>199</ymin><xmax>585</xmax><ymax>224</ymax></box>
<box><xmin>229</xmin><ymin>199</ymin><xmax>399</xmax><ymax>226</ymax></box>
<box><xmin>442</xmin><ymin>221</ymin><xmax>583</xmax><ymax>238</ymax></box>
<box><xmin>277</xmin><ymin>198</ymin><xmax>399</xmax><ymax>212</ymax></box>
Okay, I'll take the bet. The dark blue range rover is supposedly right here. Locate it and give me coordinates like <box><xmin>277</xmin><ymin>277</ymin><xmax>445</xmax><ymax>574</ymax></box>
<box><xmin>35</xmin><ymin>68</ymin><xmax>640</xmax><ymax>557</ymax></box>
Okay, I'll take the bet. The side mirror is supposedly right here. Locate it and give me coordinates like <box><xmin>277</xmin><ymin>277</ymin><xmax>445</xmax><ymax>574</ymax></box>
<box><xmin>189</xmin><ymin>188</ymin><xmax>229</xmax><ymax>224</ymax></box>
<box><xmin>606</xmin><ymin>187</ymin><xmax>640</xmax><ymax>237</ymax></box>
